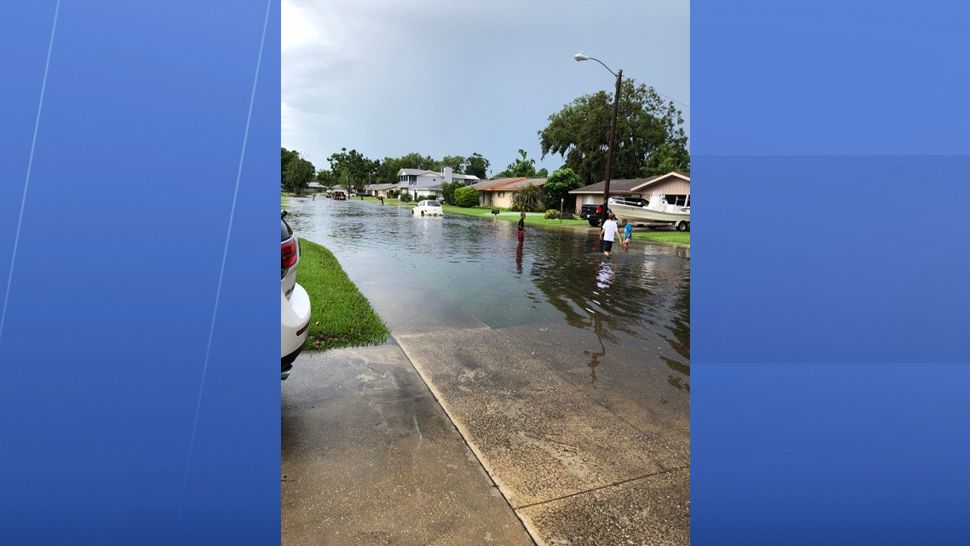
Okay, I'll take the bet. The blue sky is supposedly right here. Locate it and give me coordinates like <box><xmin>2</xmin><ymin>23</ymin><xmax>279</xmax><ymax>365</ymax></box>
<box><xmin>282</xmin><ymin>0</ymin><xmax>689</xmax><ymax>176</ymax></box>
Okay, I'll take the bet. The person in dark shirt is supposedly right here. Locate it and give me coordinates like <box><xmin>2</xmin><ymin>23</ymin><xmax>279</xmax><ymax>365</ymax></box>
<box><xmin>517</xmin><ymin>212</ymin><xmax>526</xmax><ymax>242</ymax></box>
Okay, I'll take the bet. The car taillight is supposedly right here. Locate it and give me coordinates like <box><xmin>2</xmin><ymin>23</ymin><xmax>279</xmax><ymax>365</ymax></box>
<box><xmin>281</xmin><ymin>238</ymin><xmax>298</xmax><ymax>270</ymax></box>
<box><xmin>595</xmin><ymin>206</ymin><xmax>602</xmax><ymax>214</ymax></box>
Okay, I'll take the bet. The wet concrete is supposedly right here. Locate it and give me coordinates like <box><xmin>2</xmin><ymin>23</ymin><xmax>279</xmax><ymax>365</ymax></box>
<box><xmin>518</xmin><ymin>469</ymin><xmax>690</xmax><ymax>546</ymax></box>
<box><xmin>395</xmin><ymin>327</ymin><xmax>688</xmax><ymax>509</ymax></box>
<box><xmin>281</xmin><ymin>345</ymin><xmax>533</xmax><ymax>545</ymax></box>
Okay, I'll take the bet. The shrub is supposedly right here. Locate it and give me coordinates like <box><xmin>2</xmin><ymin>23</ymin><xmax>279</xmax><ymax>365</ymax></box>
<box><xmin>401</xmin><ymin>193</ymin><xmax>413</xmax><ymax>202</ymax></box>
<box><xmin>387</xmin><ymin>189</ymin><xmax>399</xmax><ymax>198</ymax></box>
<box><xmin>544</xmin><ymin>209</ymin><xmax>560</xmax><ymax>219</ymax></box>
<box><xmin>511</xmin><ymin>184</ymin><xmax>544</xmax><ymax>212</ymax></box>
<box><xmin>491</xmin><ymin>207</ymin><xmax>500</xmax><ymax>215</ymax></box>
<box><xmin>453</xmin><ymin>185</ymin><xmax>480</xmax><ymax>208</ymax></box>
<box><xmin>441</xmin><ymin>181</ymin><xmax>461</xmax><ymax>205</ymax></box>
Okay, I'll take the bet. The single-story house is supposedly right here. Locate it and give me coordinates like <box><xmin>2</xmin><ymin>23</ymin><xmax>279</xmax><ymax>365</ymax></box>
<box><xmin>398</xmin><ymin>167</ymin><xmax>479</xmax><ymax>198</ymax></box>
<box><xmin>568</xmin><ymin>171</ymin><xmax>690</xmax><ymax>213</ymax></box>
<box><xmin>475</xmin><ymin>177</ymin><xmax>546</xmax><ymax>208</ymax></box>
<box><xmin>306</xmin><ymin>181</ymin><xmax>326</xmax><ymax>192</ymax></box>
<box><xmin>363</xmin><ymin>183</ymin><xmax>397</xmax><ymax>197</ymax></box>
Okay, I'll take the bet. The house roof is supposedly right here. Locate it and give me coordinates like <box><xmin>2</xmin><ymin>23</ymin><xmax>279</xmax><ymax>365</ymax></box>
<box><xmin>630</xmin><ymin>171</ymin><xmax>689</xmax><ymax>191</ymax></box>
<box><xmin>474</xmin><ymin>177</ymin><xmax>547</xmax><ymax>192</ymax></box>
<box><xmin>569</xmin><ymin>171</ymin><xmax>690</xmax><ymax>194</ymax></box>
<box><xmin>364</xmin><ymin>183</ymin><xmax>397</xmax><ymax>191</ymax></box>
<box><xmin>397</xmin><ymin>168</ymin><xmax>480</xmax><ymax>181</ymax></box>
<box><xmin>398</xmin><ymin>168</ymin><xmax>435</xmax><ymax>176</ymax></box>
<box><xmin>474</xmin><ymin>177</ymin><xmax>526</xmax><ymax>190</ymax></box>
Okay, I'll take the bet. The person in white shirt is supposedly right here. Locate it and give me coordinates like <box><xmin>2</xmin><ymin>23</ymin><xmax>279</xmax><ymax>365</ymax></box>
<box><xmin>600</xmin><ymin>212</ymin><xmax>621</xmax><ymax>256</ymax></box>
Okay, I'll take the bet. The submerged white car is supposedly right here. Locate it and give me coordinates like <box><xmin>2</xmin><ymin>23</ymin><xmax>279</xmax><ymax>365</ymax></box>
<box><xmin>412</xmin><ymin>200</ymin><xmax>444</xmax><ymax>217</ymax></box>
<box><xmin>281</xmin><ymin>211</ymin><xmax>311</xmax><ymax>379</ymax></box>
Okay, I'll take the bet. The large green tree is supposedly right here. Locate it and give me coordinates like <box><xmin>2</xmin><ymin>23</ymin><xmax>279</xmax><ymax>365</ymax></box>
<box><xmin>542</xmin><ymin>167</ymin><xmax>582</xmax><ymax>211</ymax></box>
<box><xmin>497</xmin><ymin>149</ymin><xmax>538</xmax><ymax>178</ymax></box>
<box><xmin>375</xmin><ymin>153</ymin><xmax>443</xmax><ymax>184</ymax></box>
<box><xmin>327</xmin><ymin>148</ymin><xmax>380</xmax><ymax>192</ymax></box>
<box><xmin>538</xmin><ymin>80</ymin><xmax>689</xmax><ymax>184</ymax></box>
<box><xmin>441</xmin><ymin>155</ymin><xmax>466</xmax><ymax>174</ymax></box>
<box><xmin>281</xmin><ymin>147</ymin><xmax>299</xmax><ymax>181</ymax></box>
<box><xmin>465</xmin><ymin>152</ymin><xmax>490</xmax><ymax>179</ymax></box>
<box><xmin>283</xmin><ymin>154</ymin><xmax>314</xmax><ymax>195</ymax></box>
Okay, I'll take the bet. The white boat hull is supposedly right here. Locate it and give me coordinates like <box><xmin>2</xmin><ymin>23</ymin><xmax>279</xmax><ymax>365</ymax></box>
<box><xmin>609</xmin><ymin>201</ymin><xmax>690</xmax><ymax>224</ymax></box>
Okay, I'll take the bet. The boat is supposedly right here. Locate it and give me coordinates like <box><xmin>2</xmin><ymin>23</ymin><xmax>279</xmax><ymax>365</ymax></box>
<box><xmin>608</xmin><ymin>192</ymin><xmax>690</xmax><ymax>231</ymax></box>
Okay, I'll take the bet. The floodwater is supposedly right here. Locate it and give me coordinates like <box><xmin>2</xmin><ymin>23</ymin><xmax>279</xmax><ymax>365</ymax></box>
<box><xmin>284</xmin><ymin>197</ymin><xmax>690</xmax><ymax>395</ymax></box>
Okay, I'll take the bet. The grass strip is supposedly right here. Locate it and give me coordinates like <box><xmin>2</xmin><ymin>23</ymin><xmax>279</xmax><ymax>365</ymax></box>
<box><xmin>631</xmin><ymin>230</ymin><xmax>690</xmax><ymax>245</ymax></box>
<box><xmin>440</xmin><ymin>205</ymin><xmax>589</xmax><ymax>227</ymax></box>
<box><xmin>297</xmin><ymin>239</ymin><xmax>389</xmax><ymax>351</ymax></box>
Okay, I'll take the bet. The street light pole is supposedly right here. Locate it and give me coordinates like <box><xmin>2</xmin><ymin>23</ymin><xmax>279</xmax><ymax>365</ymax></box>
<box><xmin>602</xmin><ymin>69</ymin><xmax>622</xmax><ymax>224</ymax></box>
<box><xmin>574</xmin><ymin>53</ymin><xmax>622</xmax><ymax>225</ymax></box>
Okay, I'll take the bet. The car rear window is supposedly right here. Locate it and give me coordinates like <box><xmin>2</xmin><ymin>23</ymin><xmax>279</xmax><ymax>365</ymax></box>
<box><xmin>281</xmin><ymin>218</ymin><xmax>293</xmax><ymax>242</ymax></box>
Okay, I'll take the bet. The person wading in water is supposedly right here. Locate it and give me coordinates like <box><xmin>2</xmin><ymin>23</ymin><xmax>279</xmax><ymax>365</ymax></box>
<box><xmin>600</xmin><ymin>212</ymin><xmax>621</xmax><ymax>257</ymax></box>
<box><xmin>517</xmin><ymin>212</ymin><xmax>526</xmax><ymax>243</ymax></box>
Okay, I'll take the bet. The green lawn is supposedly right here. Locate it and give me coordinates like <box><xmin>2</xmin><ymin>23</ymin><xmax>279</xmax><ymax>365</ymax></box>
<box><xmin>296</xmin><ymin>239</ymin><xmax>389</xmax><ymax>351</ymax></box>
<box><xmin>359</xmin><ymin>195</ymin><xmax>414</xmax><ymax>207</ymax></box>
<box><xmin>631</xmin><ymin>230</ymin><xmax>690</xmax><ymax>245</ymax></box>
<box><xmin>441</xmin><ymin>205</ymin><xmax>589</xmax><ymax>227</ymax></box>
<box><xmin>281</xmin><ymin>193</ymin><xmax>289</xmax><ymax>208</ymax></box>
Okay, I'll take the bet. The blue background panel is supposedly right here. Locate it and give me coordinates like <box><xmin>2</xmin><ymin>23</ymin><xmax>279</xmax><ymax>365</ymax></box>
<box><xmin>0</xmin><ymin>1</ymin><xmax>279</xmax><ymax>543</ymax></box>
<box><xmin>693</xmin><ymin>1</ymin><xmax>970</xmax><ymax>155</ymax></box>
<box><xmin>694</xmin><ymin>155</ymin><xmax>970</xmax><ymax>364</ymax></box>
<box><xmin>694</xmin><ymin>0</ymin><xmax>970</xmax><ymax>543</ymax></box>
<box><xmin>693</xmin><ymin>362</ymin><xmax>970</xmax><ymax>545</ymax></box>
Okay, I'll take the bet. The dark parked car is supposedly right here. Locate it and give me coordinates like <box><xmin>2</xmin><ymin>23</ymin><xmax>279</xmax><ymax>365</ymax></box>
<box><xmin>580</xmin><ymin>198</ymin><xmax>647</xmax><ymax>226</ymax></box>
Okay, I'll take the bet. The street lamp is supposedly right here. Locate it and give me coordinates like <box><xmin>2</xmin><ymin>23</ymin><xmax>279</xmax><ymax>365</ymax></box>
<box><xmin>575</xmin><ymin>52</ymin><xmax>622</xmax><ymax>225</ymax></box>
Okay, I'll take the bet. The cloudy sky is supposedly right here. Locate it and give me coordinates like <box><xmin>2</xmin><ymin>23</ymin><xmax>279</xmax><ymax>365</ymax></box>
<box><xmin>282</xmin><ymin>0</ymin><xmax>689</xmax><ymax>175</ymax></box>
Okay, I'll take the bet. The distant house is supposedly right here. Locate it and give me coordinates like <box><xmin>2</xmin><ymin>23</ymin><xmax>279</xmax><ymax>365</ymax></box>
<box><xmin>475</xmin><ymin>178</ymin><xmax>547</xmax><ymax>209</ymax></box>
<box><xmin>568</xmin><ymin>171</ymin><xmax>690</xmax><ymax>213</ymax></box>
<box><xmin>307</xmin><ymin>181</ymin><xmax>326</xmax><ymax>192</ymax></box>
<box><xmin>397</xmin><ymin>167</ymin><xmax>479</xmax><ymax>199</ymax></box>
<box><xmin>363</xmin><ymin>183</ymin><xmax>397</xmax><ymax>197</ymax></box>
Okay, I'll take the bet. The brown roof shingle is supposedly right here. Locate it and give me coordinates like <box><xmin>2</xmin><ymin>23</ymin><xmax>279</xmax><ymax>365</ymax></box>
<box><xmin>476</xmin><ymin>177</ymin><xmax>546</xmax><ymax>192</ymax></box>
<box><xmin>569</xmin><ymin>171</ymin><xmax>689</xmax><ymax>194</ymax></box>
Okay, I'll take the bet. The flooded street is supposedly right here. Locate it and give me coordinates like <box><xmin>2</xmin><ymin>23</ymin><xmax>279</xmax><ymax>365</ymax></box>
<box><xmin>285</xmin><ymin>197</ymin><xmax>690</xmax><ymax>393</ymax></box>
<box><xmin>283</xmin><ymin>196</ymin><xmax>690</xmax><ymax>544</ymax></box>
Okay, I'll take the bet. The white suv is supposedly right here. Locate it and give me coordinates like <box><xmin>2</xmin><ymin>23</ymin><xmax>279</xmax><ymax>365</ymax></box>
<box><xmin>281</xmin><ymin>211</ymin><xmax>310</xmax><ymax>379</ymax></box>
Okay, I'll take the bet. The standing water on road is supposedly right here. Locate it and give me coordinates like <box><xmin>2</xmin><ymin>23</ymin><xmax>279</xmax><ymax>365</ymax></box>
<box><xmin>285</xmin><ymin>197</ymin><xmax>690</xmax><ymax>401</ymax></box>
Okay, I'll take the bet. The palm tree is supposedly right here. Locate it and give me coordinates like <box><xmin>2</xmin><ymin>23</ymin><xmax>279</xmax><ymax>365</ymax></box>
<box><xmin>512</xmin><ymin>184</ymin><xmax>545</xmax><ymax>212</ymax></box>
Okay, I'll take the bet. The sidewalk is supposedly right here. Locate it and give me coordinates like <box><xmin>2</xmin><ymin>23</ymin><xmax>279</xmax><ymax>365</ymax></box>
<box><xmin>282</xmin><ymin>345</ymin><xmax>533</xmax><ymax>545</ymax></box>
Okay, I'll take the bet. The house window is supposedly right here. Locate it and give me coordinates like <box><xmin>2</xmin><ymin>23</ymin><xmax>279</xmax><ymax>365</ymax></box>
<box><xmin>498</xmin><ymin>192</ymin><xmax>504</xmax><ymax>197</ymax></box>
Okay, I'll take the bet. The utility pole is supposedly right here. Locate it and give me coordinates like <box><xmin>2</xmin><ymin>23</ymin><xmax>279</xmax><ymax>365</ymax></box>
<box><xmin>602</xmin><ymin>69</ymin><xmax>622</xmax><ymax>224</ymax></box>
<box><xmin>573</xmin><ymin>53</ymin><xmax>623</xmax><ymax>225</ymax></box>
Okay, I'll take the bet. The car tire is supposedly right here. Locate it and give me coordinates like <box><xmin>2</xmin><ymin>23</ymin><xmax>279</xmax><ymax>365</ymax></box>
<box><xmin>677</xmin><ymin>221</ymin><xmax>689</xmax><ymax>232</ymax></box>
<box><xmin>588</xmin><ymin>218</ymin><xmax>601</xmax><ymax>227</ymax></box>
<box><xmin>420</xmin><ymin>211</ymin><xmax>425</xmax><ymax>217</ymax></box>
